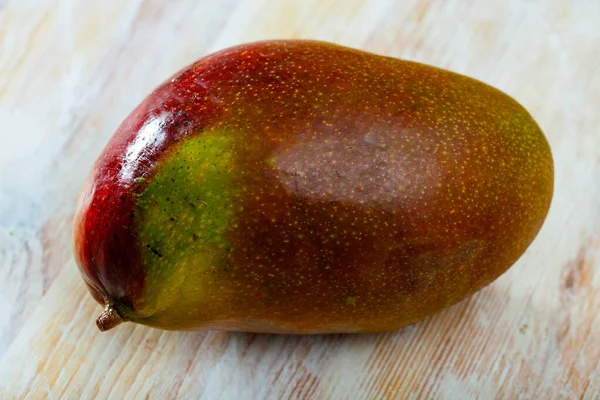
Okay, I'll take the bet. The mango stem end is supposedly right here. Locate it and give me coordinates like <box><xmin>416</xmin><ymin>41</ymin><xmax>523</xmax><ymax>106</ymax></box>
<box><xmin>96</xmin><ymin>304</ymin><xmax>126</xmax><ymax>332</ymax></box>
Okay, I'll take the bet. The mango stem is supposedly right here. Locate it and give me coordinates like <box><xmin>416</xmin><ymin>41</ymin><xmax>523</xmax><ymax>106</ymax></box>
<box><xmin>96</xmin><ymin>303</ymin><xmax>126</xmax><ymax>331</ymax></box>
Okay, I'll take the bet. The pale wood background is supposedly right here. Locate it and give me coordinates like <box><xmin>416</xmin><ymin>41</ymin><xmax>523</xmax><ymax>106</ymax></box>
<box><xmin>0</xmin><ymin>0</ymin><xmax>599</xmax><ymax>399</ymax></box>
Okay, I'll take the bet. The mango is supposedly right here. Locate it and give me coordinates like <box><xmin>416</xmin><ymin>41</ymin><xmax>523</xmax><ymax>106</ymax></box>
<box><xmin>73</xmin><ymin>40</ymin><xmax>553</xmax><ymax>333</ymax></box>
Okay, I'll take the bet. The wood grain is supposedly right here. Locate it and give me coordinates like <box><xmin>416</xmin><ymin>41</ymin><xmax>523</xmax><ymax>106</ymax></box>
<box><xmin>0</xmin><ymin>0</ymin><xmax>599</xmax><ymax>398</ymax></box>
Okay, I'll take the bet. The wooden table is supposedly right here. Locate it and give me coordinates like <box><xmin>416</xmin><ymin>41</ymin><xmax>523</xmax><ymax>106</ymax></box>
<box><xmin>1</xmin><ymin>1</ymin><xmax>599</xmax><ymax>398</ymax></box>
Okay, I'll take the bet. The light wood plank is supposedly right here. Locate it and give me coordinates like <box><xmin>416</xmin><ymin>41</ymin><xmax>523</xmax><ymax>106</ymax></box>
<box><xmin>1</xmin><ymin>0</ymin><xmax>599</xmax><ymax>398</ymax></box>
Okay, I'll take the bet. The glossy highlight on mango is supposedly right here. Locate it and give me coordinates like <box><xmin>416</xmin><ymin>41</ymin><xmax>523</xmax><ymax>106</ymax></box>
<box><xmin>73</xmin><ymin>40</ymin><xmax>553</xmax><ymax>333</ymax></box>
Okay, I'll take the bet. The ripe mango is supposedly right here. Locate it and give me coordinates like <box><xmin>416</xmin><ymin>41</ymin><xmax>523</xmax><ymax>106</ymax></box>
<box><xmin>73</xmin><ymin>40</ymin><xmax>553</xmax><ymax>333</ymax></box>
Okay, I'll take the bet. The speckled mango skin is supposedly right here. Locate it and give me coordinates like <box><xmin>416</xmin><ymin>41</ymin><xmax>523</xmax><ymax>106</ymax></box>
<box><xmin>73</xmin><ymin>40</ymin><xmax>553</xmax><ymax>333</ymax></box>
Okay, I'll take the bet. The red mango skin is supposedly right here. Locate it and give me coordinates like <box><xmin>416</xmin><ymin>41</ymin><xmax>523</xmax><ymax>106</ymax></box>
<box><xmin>73</xmin><ymin>40</ymin><xmax>553</xmax><ymax>333</ymax></box>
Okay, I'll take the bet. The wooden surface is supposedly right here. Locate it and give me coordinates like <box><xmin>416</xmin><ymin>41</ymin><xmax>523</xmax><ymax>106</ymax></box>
<box><xmin>1</xmin><ymin>0</ymin><xmax>599</xmax><ymax>398</ymax></box>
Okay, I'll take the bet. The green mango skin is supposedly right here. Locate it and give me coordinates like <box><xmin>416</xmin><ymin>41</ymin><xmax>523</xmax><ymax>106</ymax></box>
<box><xmin>73</xmin><ymin>40</ymin><xmax>553</xmax><ymax>333</ymax></box>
